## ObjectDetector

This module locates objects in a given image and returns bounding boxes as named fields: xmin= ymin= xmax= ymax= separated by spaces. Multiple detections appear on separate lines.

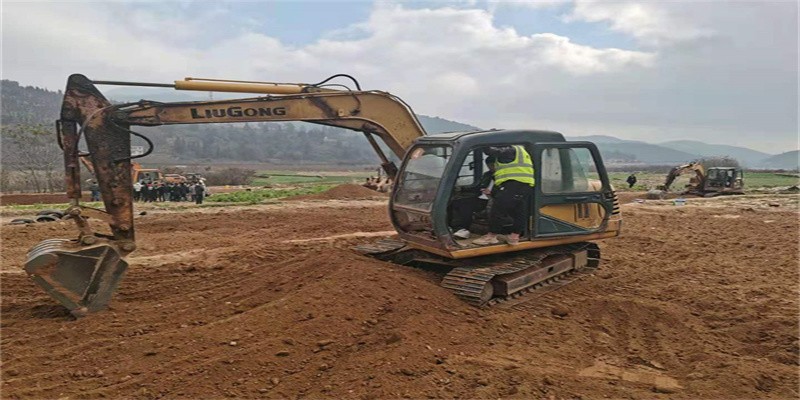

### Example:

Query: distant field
xmin=743 ymin=172 xmax=800 ymax=188
xmin=251 ymin=170 xmax=372 ymax=187
xmin=207 ymin=185 xmax=334 ymax=204
xmin=609 ymin=171 xmax=800 ymax=191
xmin=253 ymin=170 xmax=799 ymax=191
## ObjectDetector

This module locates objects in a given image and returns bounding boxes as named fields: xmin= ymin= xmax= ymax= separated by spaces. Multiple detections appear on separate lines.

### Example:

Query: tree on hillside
xmin=0 ymin=80 xmax=62 ymax=125
xmin=204 ymin=168 xmax=255 ymax=186
xmin=699 ymin=156 xmax=740 ymax=168
xmin=1 ymin=124 xmax=63 ymax=192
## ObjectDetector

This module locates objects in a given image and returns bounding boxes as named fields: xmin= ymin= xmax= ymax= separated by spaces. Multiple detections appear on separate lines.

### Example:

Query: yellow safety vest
xmin=494 ymin=145 xmax=535 ymax=187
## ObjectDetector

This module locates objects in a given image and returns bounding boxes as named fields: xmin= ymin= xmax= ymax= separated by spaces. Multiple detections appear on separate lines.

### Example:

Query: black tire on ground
xmin=37 ymin=209 xmax=65 ymax=219
xmin=9 ymin=218 xmax=35 ymax=225
xmin=35 ymin=215 xmax=59 ymax=223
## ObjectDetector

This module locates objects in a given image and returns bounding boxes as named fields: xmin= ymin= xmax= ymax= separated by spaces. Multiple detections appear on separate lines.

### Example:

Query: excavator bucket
xmin=24 ymin=239 xmax=128 ymax=317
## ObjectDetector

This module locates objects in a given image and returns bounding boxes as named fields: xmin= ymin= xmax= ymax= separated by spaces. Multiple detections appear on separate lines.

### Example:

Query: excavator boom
xmin=26 ymin=73 xmax=427 ymax=317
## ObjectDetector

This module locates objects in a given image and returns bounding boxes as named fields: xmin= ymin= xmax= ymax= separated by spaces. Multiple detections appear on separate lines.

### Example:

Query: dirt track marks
xmin=2 ymin=199 xmax=798 ymax=399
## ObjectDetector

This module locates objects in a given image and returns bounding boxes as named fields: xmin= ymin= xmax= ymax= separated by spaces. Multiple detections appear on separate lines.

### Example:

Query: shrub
xmin=204 ymin=168 xmax=256 ymax=186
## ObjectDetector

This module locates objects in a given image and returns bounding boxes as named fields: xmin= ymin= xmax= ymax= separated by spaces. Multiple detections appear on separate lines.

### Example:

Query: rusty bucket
xmin=25 ymin=239 xmax=128 ymax=317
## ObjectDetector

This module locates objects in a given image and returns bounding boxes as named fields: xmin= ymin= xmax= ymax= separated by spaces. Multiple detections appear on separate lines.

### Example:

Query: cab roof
xmin=417 ymin=129 xmax=566 ymax=147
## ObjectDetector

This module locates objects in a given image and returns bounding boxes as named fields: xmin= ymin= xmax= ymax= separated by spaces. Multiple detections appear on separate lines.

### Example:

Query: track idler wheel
xmin=25 ymin=239 xmax=128 ymax=317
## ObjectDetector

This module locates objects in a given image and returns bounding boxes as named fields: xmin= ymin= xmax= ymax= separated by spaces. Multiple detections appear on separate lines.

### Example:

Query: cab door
xmin=532 ymin=142 xmax=614 ymax=237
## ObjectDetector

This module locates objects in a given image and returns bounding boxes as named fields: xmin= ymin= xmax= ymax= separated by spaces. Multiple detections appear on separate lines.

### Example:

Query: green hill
xmin=0 ymin=80 xmax=62 ymax=124
xmin=598 ymin=142 xmax=697 ymax=164
xmin=568 ymin=135 xmax=698 ymax=164
xmin=418 ymin=115 xmax=478 ymax=133
xmin=1 ymin=78 xmax=790 ymax=168
xmin=757 ymin=151 xmax=799 ymax=170
xmin=0 ymin=79 xmax=477 ymax=166
xmin=660 ymin=140 xmax=771 ymax=167
xmin=566 ymin=135 xmax=628 ymax=143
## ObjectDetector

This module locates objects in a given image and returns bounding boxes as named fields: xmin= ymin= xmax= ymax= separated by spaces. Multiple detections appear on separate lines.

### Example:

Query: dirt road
xmin=1 ymin=194 xmax=797 ymax=399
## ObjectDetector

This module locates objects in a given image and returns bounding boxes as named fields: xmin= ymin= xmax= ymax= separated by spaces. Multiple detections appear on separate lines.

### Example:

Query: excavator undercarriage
xmin=356 ymin=239 xmax=600 ymax=306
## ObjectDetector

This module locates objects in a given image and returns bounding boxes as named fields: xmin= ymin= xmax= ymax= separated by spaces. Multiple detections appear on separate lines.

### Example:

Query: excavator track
xmin=356 ymin=240 xmax=600 ymax=307
xmin=441 ymin=242 xmax=600 ymax=306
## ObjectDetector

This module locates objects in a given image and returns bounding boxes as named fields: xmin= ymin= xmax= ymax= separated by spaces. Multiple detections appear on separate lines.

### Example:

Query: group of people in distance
xmin=133 ymin=180 xmax=207 ymax=204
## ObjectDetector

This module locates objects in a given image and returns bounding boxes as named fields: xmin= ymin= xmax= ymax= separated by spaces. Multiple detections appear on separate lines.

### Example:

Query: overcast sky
xmin=2 ymin=1 xmax=797 ymax=153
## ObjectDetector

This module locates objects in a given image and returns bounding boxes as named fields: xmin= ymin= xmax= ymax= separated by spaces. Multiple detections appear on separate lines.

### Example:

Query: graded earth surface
xmin=2 ymin=190 xmax=798 ymax=399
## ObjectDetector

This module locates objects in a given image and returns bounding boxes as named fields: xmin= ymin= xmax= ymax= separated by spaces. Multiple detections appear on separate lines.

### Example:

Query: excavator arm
xmin=26 ymin=73 xmax=427 ymax=316
xmin=658 ymin=162 xmax=706 ymax=191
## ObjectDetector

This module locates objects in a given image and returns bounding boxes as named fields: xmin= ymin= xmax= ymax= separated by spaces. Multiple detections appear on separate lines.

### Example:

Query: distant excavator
xmin=24 ymin=73 xmax=621 ymax=317
xmin=79 ymin=156 xmax=165 ymax=184
xmin=362 ymin=167 xmax=394 ymax=192
xmin=647 ymin=161 xmax=744 ymax=199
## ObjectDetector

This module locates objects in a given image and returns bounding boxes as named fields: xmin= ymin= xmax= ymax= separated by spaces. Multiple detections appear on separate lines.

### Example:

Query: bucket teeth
xmin=25 ymin=239 xmax=128 ymax=317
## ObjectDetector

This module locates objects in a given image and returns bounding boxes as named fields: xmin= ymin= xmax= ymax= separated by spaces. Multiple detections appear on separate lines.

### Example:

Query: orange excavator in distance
xmin=79 ymin=156 xmax=164 ymax=184
xmin=25 ymin=74 xmax=622 ymax=317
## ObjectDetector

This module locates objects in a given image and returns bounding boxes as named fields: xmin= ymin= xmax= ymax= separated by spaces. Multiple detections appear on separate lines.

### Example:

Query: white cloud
xmin=528 ymin=33 xmax=654 ymax=74
xmin=488 ymin=0 xmax=571 ymax=12
xmin=565 ymin=0 xmax=715 ymax=46
xmin=1 ymin=1 xmax=796 ymax=152
xmin=1 ymin=3 xmax=651 ymax=87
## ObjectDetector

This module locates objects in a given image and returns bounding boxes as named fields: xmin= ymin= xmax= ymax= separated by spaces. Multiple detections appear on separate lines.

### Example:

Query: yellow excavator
xmin=25 ymin=74 xmax=622 ymax=317
xmin=79 ymin=156 xmax=163 ymax=184
xmin=647 ymin=161 xmax=744 ymax=199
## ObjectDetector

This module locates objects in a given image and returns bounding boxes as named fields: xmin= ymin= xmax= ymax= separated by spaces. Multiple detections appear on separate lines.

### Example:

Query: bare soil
xmin=1 ymin=194 xmax=798 ymax=399
xmin=0 ymin=193 xmax=84 ymax=206
xmin=287 ymin=184 xmax=387 ymax=201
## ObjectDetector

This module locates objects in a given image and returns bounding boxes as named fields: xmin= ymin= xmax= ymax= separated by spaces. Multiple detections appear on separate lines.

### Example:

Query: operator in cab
xmin=450 ymin=156 xmax=496 ymax=239
xmin=473 ymin=145 xmax=535 ymax=246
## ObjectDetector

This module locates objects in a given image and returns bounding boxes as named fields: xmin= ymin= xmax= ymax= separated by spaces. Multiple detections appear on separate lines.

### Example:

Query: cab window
xmin=455 ymin=150 xmax=480 ymax=187
xmin=394 ymin=146 xmax=451 ymax=211
xmin=540 ymin=147 xmax=601 ymax=193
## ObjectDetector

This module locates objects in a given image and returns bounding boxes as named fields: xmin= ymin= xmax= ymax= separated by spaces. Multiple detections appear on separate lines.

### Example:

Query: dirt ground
xmin=1 ymin=190 xmax=798 ymax=399
xmin=0 ymin=193 xmax=82 ymax=206
xmin=288 ymin=184 xmax=387 ymax=201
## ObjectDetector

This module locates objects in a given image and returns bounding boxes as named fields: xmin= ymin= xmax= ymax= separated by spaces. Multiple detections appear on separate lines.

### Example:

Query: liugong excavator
xmin=25 ymin=74 xmax=621 ymax=317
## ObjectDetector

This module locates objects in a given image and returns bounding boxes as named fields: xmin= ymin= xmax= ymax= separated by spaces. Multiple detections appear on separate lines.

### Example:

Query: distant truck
xmin=162 ymin=174 xmax=187 ymax=184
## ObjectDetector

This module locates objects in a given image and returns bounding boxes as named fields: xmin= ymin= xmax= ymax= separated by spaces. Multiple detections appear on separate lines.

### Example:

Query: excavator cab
xmin=389 ymin=130 xmax=620 ymax=257
xmin=705 ymin=167 xmax=744 ymax=191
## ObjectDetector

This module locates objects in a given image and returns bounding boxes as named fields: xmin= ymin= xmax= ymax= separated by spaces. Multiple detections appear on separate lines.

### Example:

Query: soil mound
xmin=2 ymin=199 xmax=798 ymax=399
xmin=288 ymin=184 xmax=387 ymax=201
